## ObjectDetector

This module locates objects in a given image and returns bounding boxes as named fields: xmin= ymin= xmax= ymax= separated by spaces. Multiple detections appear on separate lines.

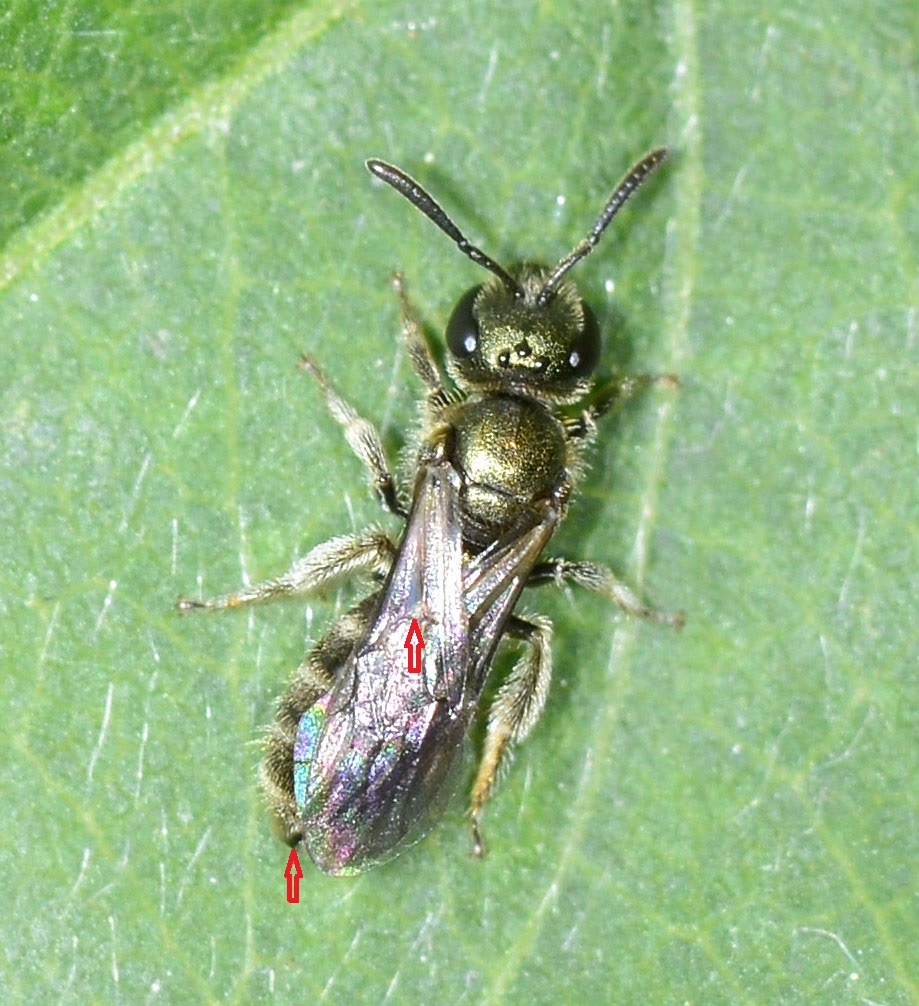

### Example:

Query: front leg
xmin=392 ymin=274 xmax=457 ymax=410
xmin=299 ymin=356 xmax=405 ymax=517
xmin=565 ymin=372 xmax=678 ymax=441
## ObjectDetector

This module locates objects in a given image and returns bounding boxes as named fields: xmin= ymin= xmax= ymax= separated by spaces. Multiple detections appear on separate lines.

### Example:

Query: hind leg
xmin=261 ymin=593 xmax=380 ymax=844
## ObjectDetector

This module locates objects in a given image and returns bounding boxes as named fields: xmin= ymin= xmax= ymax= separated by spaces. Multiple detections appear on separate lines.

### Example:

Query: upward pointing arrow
xmin=404 ymin=619 xmax=425 ymax=674
xmin=285 ymin=848 xmax=303 ymax=903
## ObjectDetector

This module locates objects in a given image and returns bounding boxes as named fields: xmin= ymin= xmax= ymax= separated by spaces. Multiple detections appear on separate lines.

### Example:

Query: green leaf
xmin=1 ymin=1 xmax=915 ymax=1004
xmin=0 ymin=0 xmax=308 ymax=248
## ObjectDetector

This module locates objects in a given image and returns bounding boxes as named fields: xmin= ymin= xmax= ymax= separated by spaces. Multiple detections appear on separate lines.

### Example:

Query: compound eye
xmin=445 ymin=286 xmax=482 ymax=359
xmin=566 ymin=301 xmax=601 ymax=378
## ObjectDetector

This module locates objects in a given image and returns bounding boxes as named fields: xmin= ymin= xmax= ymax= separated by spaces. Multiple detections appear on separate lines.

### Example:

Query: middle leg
xmin=177 ymin=529 xmax=396 ymax=612
xmin=528 ymin=557 xmax=684 ymax=627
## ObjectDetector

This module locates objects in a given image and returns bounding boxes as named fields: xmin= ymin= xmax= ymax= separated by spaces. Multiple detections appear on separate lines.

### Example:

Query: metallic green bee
xmin=179 ymin=149 xmax=681 ymax=875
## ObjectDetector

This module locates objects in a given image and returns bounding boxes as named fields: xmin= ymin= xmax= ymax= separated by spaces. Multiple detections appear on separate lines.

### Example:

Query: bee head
xmin=366 ymin=149 xmax=667 ymax=403
xmin=444 ymin=268 xmax=600 ymax=401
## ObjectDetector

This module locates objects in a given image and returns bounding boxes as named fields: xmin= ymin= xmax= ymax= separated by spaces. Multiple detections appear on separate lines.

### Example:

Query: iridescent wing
xmin=293 ymin=456 xmax=558 ymax=874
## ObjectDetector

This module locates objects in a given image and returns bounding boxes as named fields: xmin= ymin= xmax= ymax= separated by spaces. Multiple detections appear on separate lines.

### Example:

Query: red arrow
xmin=285 ymin=848 xmax=303 ymax=903
xmin=404 ymin=619 xmax=425 ymax=674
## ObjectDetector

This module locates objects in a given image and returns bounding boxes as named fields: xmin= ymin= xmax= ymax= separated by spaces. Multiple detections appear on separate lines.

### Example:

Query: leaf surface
xmin=1 ymin=2 xmax=915 ymax=1003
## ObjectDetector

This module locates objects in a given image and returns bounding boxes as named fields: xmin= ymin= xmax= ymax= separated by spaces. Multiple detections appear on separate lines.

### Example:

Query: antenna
xmin=366 ymin=159 xmax=522 ymax=296
xmin=536 ymin=147 xmax=668 ymax=306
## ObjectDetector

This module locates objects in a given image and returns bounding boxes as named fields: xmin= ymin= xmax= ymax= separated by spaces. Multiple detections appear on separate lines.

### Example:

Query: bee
xmin=178 ymin=149 xmax=682 ymax=875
